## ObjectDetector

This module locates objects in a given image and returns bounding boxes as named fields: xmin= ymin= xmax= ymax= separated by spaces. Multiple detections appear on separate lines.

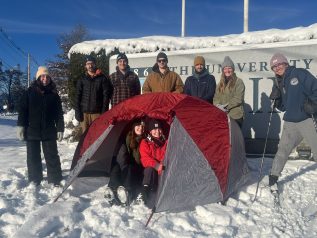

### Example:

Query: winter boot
xmin=269 ymin=175 xmax=278 ymax=187
xmin=135 ymin=185 xmax=149 ymax=205
xmin=117 ymin=186 xmax=129 ymax=206
xmin=104 ymin=187 xmax=119 ymax=206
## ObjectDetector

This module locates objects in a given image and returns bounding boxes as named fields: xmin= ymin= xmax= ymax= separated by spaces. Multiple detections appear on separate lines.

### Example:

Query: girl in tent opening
xmin=104 ymin=119 xmax=145 ymax=206
xmin=137 ymin=118 xmax=168 ymax=205
xmin=213 ymin=56 xmax=245 ymax=128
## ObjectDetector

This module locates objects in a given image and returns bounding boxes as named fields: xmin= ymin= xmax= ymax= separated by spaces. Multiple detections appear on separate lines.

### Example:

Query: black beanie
xmin=156 ymin=52 xmax=168 ymax=63
xmin=116 ymin=53 xmax=128 ymax=64
xmin=147 ymin=119 xmax=162 ymax=132
xmin=86 ymin=55 xmax=96 ymax=63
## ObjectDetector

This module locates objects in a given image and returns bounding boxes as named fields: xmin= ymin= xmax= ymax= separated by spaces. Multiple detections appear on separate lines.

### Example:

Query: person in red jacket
xmin=138 ymin=118 xmax=167 ymax=204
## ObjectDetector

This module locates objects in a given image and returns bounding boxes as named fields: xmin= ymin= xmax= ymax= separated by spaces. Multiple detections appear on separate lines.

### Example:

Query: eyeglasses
xmin=157 ymin=59 xmax=167 ymax=63
xmin=271 ymin=63 xmax=285 ymax=71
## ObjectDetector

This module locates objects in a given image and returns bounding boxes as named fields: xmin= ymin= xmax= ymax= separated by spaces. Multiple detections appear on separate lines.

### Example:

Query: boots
xmin=269 ymin=175 xmax=278 ymax=186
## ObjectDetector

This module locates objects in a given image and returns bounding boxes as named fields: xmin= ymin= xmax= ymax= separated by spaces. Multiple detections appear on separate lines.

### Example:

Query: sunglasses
xmin=157 ymin=59 xmax=167 ymax=63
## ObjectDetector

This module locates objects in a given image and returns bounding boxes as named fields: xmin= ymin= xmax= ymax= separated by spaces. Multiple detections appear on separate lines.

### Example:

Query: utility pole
xmin=244 ymin=0 xmax=249 ymax=33
xmin=181 ymin=0 xmax=186 ymax=37
xmin=28 ymin=53 xmax=30 ymax=87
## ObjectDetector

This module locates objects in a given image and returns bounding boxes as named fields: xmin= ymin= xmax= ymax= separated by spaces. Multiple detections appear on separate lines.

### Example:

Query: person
xmin=104 ymin=119 xmax=145 ymax=205
xmin=110 ymin=53 xmax=141 ymax=107
xmin=213 ymin=56 xmax=245 ymax=128
xmin=184 ymin=56 xmax=216 ymax=102
xmin=142 ymin=52 xmax=184 ymax=93
xmin=268 ymin=53 xmax=317 ymax=187
xmin=75 ymin=56 xmax=113 ymax=133
xmin=138 ymin=119 xmax=168 ymax=204
xmin=17 ymin=66 xmax=64 ymax=186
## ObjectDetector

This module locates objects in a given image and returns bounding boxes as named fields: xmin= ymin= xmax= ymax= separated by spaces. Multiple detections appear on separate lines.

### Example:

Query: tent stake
xmin=145 ymin=207 xmax=156 ymax=228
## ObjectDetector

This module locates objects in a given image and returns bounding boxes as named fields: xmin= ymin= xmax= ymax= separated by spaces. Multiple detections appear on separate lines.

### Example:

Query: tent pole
xmin=252 ymin=99 xmax=275 ymax=203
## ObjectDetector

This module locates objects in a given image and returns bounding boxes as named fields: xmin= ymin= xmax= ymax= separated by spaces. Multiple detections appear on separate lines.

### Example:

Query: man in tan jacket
xmin=142 ymin=52 xmax=184 ymax=93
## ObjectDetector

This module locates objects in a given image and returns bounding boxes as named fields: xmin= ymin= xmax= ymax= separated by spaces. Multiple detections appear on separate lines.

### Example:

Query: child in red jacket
xmin=138 ymin=118 xmax=167 ymax=204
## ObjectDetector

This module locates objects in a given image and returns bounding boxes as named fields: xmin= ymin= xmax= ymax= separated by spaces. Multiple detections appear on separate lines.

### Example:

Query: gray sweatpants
xmin=271 ymin=118 xmax=317 ymax=177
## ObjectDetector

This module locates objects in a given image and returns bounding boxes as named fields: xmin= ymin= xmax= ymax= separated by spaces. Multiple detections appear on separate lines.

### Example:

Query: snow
xmin=69 ymin=23 xmax=317 ymax=56
xmin=1 ymin=114 xmax=317 ymax=238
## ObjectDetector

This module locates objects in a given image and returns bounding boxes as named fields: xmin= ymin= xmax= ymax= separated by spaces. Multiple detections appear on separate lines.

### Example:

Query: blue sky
xmin=1 ymin=0 xmax=317 ymax=75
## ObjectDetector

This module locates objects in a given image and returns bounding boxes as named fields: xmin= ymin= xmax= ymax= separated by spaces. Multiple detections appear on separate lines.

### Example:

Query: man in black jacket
xmin=75 ymin=56 xmax=113 ymax=133
xmin=17 ymin=66 xmax=64 ymax=185
xmin=184 ymin=56 xmax=216 ymax=103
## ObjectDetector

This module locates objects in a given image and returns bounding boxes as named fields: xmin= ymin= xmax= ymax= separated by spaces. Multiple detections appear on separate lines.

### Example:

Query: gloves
xmin=304 ymin=98 xmax=317 ymax=115
xmin=269 ymin=86 xmax=281 ymax=100
xmin=17 ymin=126 xmax=25 ymax=141
xmin=57 ymin=132 xmax=63 ymax=142
xmin=75 ymin=111 xmax=83 ymax=122
xmin=215 ymin=104 xmax=228 ymax=112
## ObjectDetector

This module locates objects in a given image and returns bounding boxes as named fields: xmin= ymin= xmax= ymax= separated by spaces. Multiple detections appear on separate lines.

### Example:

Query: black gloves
xmin=75 ymin=111 xmax=84 ymax=122
xmin=304 ymin=98 xmax=317 ymax=115
xmin=269 ymin=86 xmax=281 ymax=100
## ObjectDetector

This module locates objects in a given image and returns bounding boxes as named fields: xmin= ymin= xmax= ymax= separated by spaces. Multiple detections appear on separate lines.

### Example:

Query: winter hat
xmin=270 ymin=53 xmax=288 ymax=69
xmin=221 ymin=56 xmax=235 ymax=71
xmin=132 ymin=118 xmax=145 ymax=128
xmin=86 ymin=55 xmax=96 ymax=63
xmin=36 ymin=66 xmax=50 ymax=80
xmin=194 ymin=56 xmax=205 ymax=66
xmin=147 ymin=119 xmax=162 ymax=132
xmin=156 ymin=52 xmax=168 ymax=62
xmin=116 ymin=53 xmax=129 ymax=64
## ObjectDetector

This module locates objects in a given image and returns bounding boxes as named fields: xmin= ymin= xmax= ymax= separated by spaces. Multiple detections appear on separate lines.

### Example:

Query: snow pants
xmin=26 ymin=140 xmax=62 ymax=185
xmin=271 ymin=118 xmax=317 ymax=177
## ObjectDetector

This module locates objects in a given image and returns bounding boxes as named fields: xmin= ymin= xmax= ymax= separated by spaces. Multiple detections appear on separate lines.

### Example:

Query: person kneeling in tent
xmin=138 ymin=119 xmax=168 ymax=204
xmin=104 ymin=119 xmax=145 ymax=205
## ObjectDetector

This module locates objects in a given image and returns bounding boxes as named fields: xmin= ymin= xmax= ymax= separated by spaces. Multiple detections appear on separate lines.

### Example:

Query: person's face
xmin=117 ymin=59 xmax=128 ymax=71
xmin=272 ymin=63 xmax=287 ymax=77
xmin=150 ymin=128 xmax=162 ymax=138
xmin=223 ymin=67 xmax=234 ymax=77
xmin=40 ymin=74 xmax=51 ymax=86
xmin=157 ymin=58 xmax=167 ymax=69
xmin=195 ymin=64 xmax=204 ymax=73
xmin=134 ymin=124 xmax=144 ymax=136
xmin=85 ymin=61 xmax=96 ymax=73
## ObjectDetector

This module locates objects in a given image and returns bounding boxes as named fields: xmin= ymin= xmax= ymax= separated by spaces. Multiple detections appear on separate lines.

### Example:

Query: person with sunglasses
xmin=268 ymin=53 xmax=317 ymax=188
xmin=142 ymin=52 xmax=184 ymax=93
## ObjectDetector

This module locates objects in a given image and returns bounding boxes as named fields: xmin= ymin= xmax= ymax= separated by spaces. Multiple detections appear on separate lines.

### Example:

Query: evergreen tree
xmin=46 ymin=24 xmax=90 ymax=110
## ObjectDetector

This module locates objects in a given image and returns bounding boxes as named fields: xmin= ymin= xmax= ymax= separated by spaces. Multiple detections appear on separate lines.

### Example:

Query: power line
xmin=0 ymin=27 xmax=39 ymax=66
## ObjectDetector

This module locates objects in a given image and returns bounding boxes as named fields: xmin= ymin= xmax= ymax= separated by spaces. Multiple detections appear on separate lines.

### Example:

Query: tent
xmin=55 ymin=92 xmax=248 ymax=213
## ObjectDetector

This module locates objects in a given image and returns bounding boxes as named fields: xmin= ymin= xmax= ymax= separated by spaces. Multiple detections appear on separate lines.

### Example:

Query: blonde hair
xmin=217 ymin=72 xmax=238 ymax=93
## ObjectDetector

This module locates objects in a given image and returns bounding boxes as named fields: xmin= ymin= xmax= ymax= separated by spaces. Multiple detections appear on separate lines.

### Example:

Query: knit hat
xmin=36 ymin=66 xmax=50 ymax=80
xmin=270 ymin=53 xmax=288 ymax=68
xmin=147 ymin=119 xmax=162 ymax=132
xmin=221 ymin=56 xmax=235 ymax=71
xmin=116 ymin=53 xmax=128 ymax=64
xmin=194 ymin=56 xmax=205 ymax=66
xmin=86 ymin=55 xmax=96 ymax=63
xmin=132 ymin=118 xmax=145 ymax=128
xmin=156 ymin=52 xmax=168 ymax=63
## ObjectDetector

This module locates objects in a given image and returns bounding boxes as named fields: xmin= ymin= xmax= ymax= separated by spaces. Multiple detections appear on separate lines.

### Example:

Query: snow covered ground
xmin=0 ymin=114 xmax=317 ymax=238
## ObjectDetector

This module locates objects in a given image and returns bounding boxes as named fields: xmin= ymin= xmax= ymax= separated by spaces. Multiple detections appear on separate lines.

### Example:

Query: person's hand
xmin=215 ymin=104 xmax=228 ymax=112
xmin=75 ymin=111 xmax=83 ymax=122
xmin=304 ymin=98 xmax=317 ymax=115
xmin=57 ymin=132 xmax=63 ymax=142
xmin=157 ymin=163 xmax=164 ymax=175
xmin=17 ymin=126 xmax=25 ymax=141
xmin=269 ymin=86 xmax=281 ymax=100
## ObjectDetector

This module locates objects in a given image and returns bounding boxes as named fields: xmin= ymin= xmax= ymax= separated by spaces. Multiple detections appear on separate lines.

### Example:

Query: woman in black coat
xmin=17 ymin=66 xmax=64 ymax=186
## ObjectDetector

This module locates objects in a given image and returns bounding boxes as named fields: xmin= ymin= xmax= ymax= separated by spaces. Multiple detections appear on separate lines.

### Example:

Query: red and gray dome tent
xmin=54 ymin=92 xmax=248 ymax=212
